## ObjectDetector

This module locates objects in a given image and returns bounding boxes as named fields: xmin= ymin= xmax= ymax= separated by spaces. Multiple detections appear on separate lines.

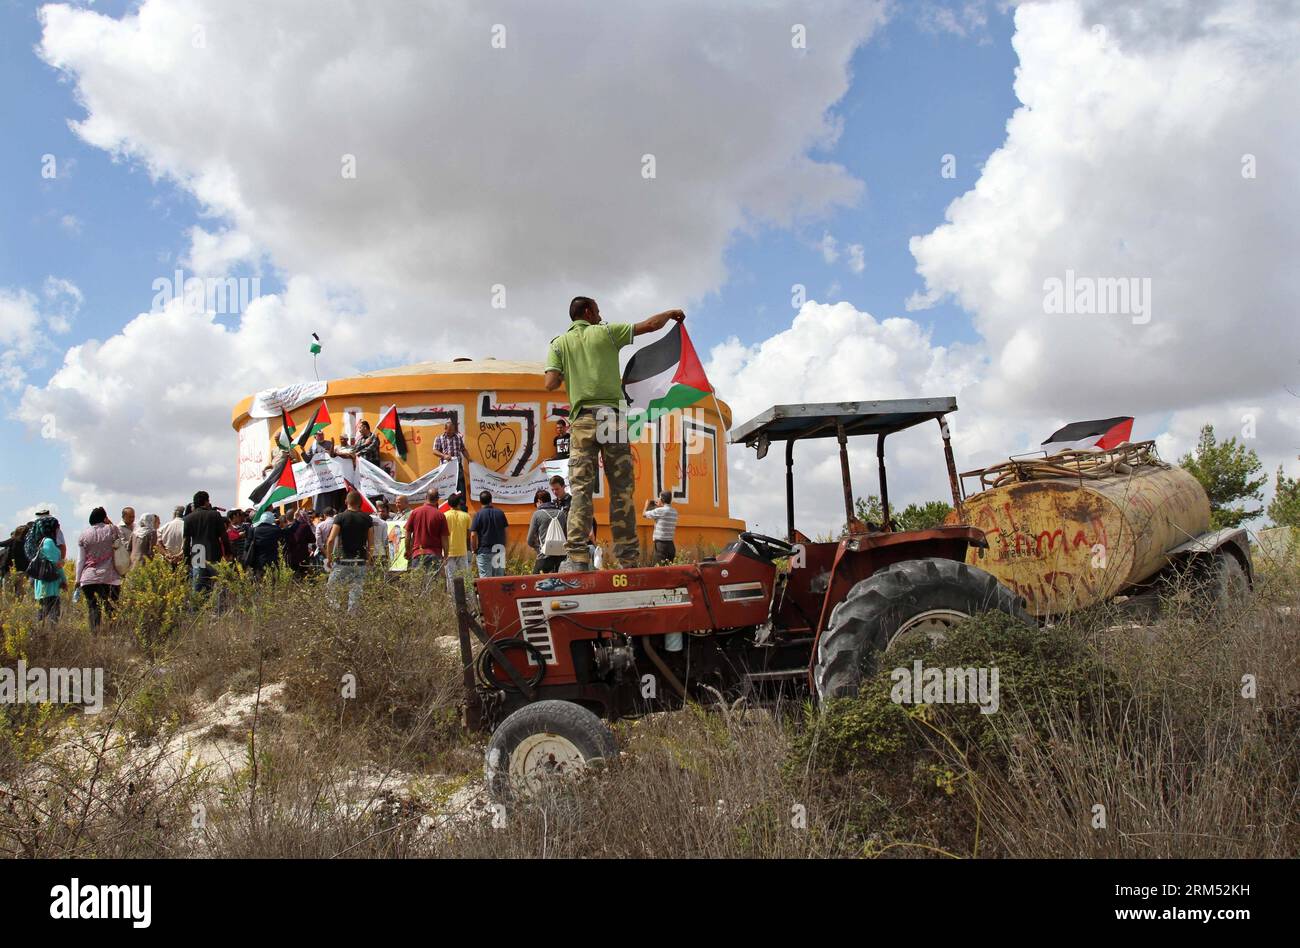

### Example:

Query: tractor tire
xmin=485 ymin=700 xmax=618 ymax=804
xmin=814 ymin=557 xmax=1032 ymax=701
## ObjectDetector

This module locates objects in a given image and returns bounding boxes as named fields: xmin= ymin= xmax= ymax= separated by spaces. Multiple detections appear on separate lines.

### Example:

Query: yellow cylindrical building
xmin=231 ymin=358 xmax=745 ymax=552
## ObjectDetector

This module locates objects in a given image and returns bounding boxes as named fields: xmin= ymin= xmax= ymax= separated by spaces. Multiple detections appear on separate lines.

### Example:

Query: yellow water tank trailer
xmin=961 ymin=444 xmax=1214 ymax=616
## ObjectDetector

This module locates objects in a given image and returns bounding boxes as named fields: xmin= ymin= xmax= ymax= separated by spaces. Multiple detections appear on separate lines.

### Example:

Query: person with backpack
xmin=28 ymin=508 xmax=68 ymax=562
xmin=28 ymin=519 xmax=66 ymax=623
xmin=77 ymin=507 xmax=123 ymax=630
xmin=526 ymin=488 xmax=569 ymax=574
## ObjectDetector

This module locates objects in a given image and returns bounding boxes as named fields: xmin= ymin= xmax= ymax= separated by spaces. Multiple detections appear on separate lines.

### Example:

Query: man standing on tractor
xmin=544 ymin=296 xmax=684 ymax=572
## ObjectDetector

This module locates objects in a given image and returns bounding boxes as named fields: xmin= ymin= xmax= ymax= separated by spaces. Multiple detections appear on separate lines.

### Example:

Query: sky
xmin=2 ymin=0 xmax=1299 ymax=541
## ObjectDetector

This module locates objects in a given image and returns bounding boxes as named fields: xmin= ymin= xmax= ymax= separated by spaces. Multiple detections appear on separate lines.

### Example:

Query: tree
xmin=1267 ymin=465 xmax=1300 ymax=528
xmin=852 ymin=495 xmax=953 ymax=532
xmin=1178 ymin=424 xmax=1265 ymax=529
xmin=853 ymin=495 xmax=883 ymax=527
xmin=894 ymin=500 xmax=954 ymax=532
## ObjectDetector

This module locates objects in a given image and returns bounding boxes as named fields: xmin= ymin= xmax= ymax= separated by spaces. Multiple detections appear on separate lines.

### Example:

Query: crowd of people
xmin=0 ymin=469 xmax=678 ymax=626
xmin=2 ymin=293 xmax=693 ymax=631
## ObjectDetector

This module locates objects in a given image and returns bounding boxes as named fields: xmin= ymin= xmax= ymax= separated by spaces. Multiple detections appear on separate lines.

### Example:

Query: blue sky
xmin=699 ymin=15 xmax=1018 ymax=352
xmin=2 ymin=0 xmax=1019 ymax=527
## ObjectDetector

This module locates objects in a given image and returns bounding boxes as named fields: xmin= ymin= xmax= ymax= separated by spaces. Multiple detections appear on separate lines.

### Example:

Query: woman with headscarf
xmin=246 ymin=509 xmax=288 ymax=575
xmin=130 ymin=512 xmax=160 ymax=567
xmin=28 ymin=516 xmax=66 ymax=623
xmin=283 ymin=507 xmax=315 ymax=575
xmin=77 ymin=506 xmax=123 ymax=630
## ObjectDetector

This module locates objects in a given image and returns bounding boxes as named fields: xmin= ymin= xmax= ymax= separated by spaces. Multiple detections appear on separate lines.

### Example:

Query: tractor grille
xmin=516 ymin=599 xmax=555 ymax=665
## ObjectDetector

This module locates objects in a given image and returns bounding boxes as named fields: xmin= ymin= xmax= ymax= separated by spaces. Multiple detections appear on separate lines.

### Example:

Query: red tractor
xmin=454 ymin=398 xmax=1029 ymax=798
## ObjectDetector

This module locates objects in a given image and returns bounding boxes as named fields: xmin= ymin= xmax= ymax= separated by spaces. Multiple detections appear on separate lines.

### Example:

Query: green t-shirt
xmin=545 ymin=320 xmax=634 ymax=417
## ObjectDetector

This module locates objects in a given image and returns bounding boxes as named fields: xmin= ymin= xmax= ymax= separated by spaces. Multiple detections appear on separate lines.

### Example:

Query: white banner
xmin=356 ymin=456 xmax=459 ymax=501
xmin=248 ymin=381 xmax=328 ymax=419
xmin=292 ymin=455 xmax=351 ymax=499
xmin=236 ymin=418 xmax=271 ymax=507
xmin=467 ymin=459 xmax=570 ymax=505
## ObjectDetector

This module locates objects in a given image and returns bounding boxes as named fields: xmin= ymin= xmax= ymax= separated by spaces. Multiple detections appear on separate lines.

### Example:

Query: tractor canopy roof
xmin=731 ymin=398 xmax=957 ymax=457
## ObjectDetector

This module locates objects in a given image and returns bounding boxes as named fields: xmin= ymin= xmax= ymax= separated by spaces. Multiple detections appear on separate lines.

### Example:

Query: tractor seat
xmin=726 ymin=531 xmax=798 ymax=564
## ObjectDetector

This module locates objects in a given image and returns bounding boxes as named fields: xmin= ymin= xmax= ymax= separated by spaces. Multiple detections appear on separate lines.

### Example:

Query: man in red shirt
xmin=404 ymin=490 xmax=449 ymax=583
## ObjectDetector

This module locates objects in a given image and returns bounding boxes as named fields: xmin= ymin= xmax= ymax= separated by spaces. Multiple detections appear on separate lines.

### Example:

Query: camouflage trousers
xmin=566 ymin=408 xmax=639 ymax=567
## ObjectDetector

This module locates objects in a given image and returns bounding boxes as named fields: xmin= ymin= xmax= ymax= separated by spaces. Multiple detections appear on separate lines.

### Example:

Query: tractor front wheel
xmin=814 ymin=557 xmax=1032 ymax=701
xmin=485 ymin=700 xmax=619 ymax=803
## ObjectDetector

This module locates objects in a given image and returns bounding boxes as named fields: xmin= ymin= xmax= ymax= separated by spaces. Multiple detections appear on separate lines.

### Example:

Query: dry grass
xmin=1 ymin=551 xmax=1296 ymax=858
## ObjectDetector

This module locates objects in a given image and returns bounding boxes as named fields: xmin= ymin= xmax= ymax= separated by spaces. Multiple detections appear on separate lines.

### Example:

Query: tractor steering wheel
xmin=738 ymin=531 xmax=798 ymax=561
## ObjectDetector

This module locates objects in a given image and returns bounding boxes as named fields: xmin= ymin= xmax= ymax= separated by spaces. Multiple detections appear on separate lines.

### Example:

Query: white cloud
xmin=718 ymin=0 xmax=1300 ymax=536
xmin=0 ymin=279 xmax=80 ymax=389
xmin=820 ymin=232 xmax=840 ymax=264
xmin=708 ymin=300 xmax=985 ymax=538
xmin=819 ymin=232 xmax=865 ymax=275
xmin=23 ymin=0 xmax=1300 ymax=536
xmin=0 ymin=290 xmax=41 ymax=351
xmin=183 ymin=226 xmax=257 ymax=277
xmin=916 ymin=2 xmax=993 ymax=40
xmin=26 ymin=0 xmax=888 ymax=506
xmin=15 ymin=278 xmax=369 ymax=516
xmin=845 ymin=243 xmax=865 ymax=274
xmin=909 ymin=0 xmax=1300 ymax=424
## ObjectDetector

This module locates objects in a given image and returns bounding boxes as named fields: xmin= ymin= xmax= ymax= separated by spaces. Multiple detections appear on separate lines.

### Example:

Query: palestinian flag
xmin=622 ymin=322 xmax=712 ymax=438
xmin=250 ymin=454 xmax=298 ymax=516
xmin=1041 ymin=417 xmax=1134 ymax=454
xmin=341 ymin=477 xmax=376 ymax=513
xmin=376 ymin=405 xmax=408 ymax=460
xmin=275 ymin=408 xmax=297 ymax=450
xmin=295 ymin=399 xmax=331 ymax=449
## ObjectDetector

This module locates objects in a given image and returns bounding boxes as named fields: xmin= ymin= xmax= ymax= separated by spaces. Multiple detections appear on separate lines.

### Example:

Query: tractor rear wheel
xmin=814 ymin=557 xmax=1032 ymax=701
xmin=485 ymin=700 xmax=619 ymax=803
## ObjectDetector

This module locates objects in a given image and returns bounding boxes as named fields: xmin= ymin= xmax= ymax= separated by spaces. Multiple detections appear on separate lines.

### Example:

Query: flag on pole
xmin=1041 ymin=417 xmax=1134 ymax=454
xmin=295 ymin=400 xmax=332 ymax=450
xmin=376 ymin=405 xmax=408 ymax=460
xmin=621 ymin=322 xmax=713 ymax=439
xmin=341 ymin=477 xmax=376 ymax=513
xmin=309 ymin=332 xmax=322 ymax=355
xmin=275 ymin=408 xmax=297 ymax=450
xmin=250 ymin=454 xmax=298 ymax=516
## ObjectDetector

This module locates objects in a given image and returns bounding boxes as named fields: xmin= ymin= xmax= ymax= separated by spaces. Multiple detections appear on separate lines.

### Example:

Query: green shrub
xmin=117 ymin=556 xmax=189 ymax=654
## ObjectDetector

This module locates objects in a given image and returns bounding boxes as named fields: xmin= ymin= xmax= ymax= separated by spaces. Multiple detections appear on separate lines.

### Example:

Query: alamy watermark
xmin=592 ymin=405 xmax=714 ymax=453
xmin=890 ymin=660 xmax=999 ymax=715
xmin=1043 ymin=269 xmax=1151 ymax=325
xmin=151 ymin=268 xmax=261 ymax=316
xmin=50 ymin=878 xmax=151 ymax=928
xmin=1 ymin=660 xmax=104 ymax=714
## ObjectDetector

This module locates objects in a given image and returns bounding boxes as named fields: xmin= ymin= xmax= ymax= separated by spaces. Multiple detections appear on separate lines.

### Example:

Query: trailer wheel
xmin=814 ymin=557 xmax=1032 ymax=701
xmin=485 ymin=700 xmax=618 ymax=803
xmin=1201 ymin=551 xmax=1250 ymax=611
